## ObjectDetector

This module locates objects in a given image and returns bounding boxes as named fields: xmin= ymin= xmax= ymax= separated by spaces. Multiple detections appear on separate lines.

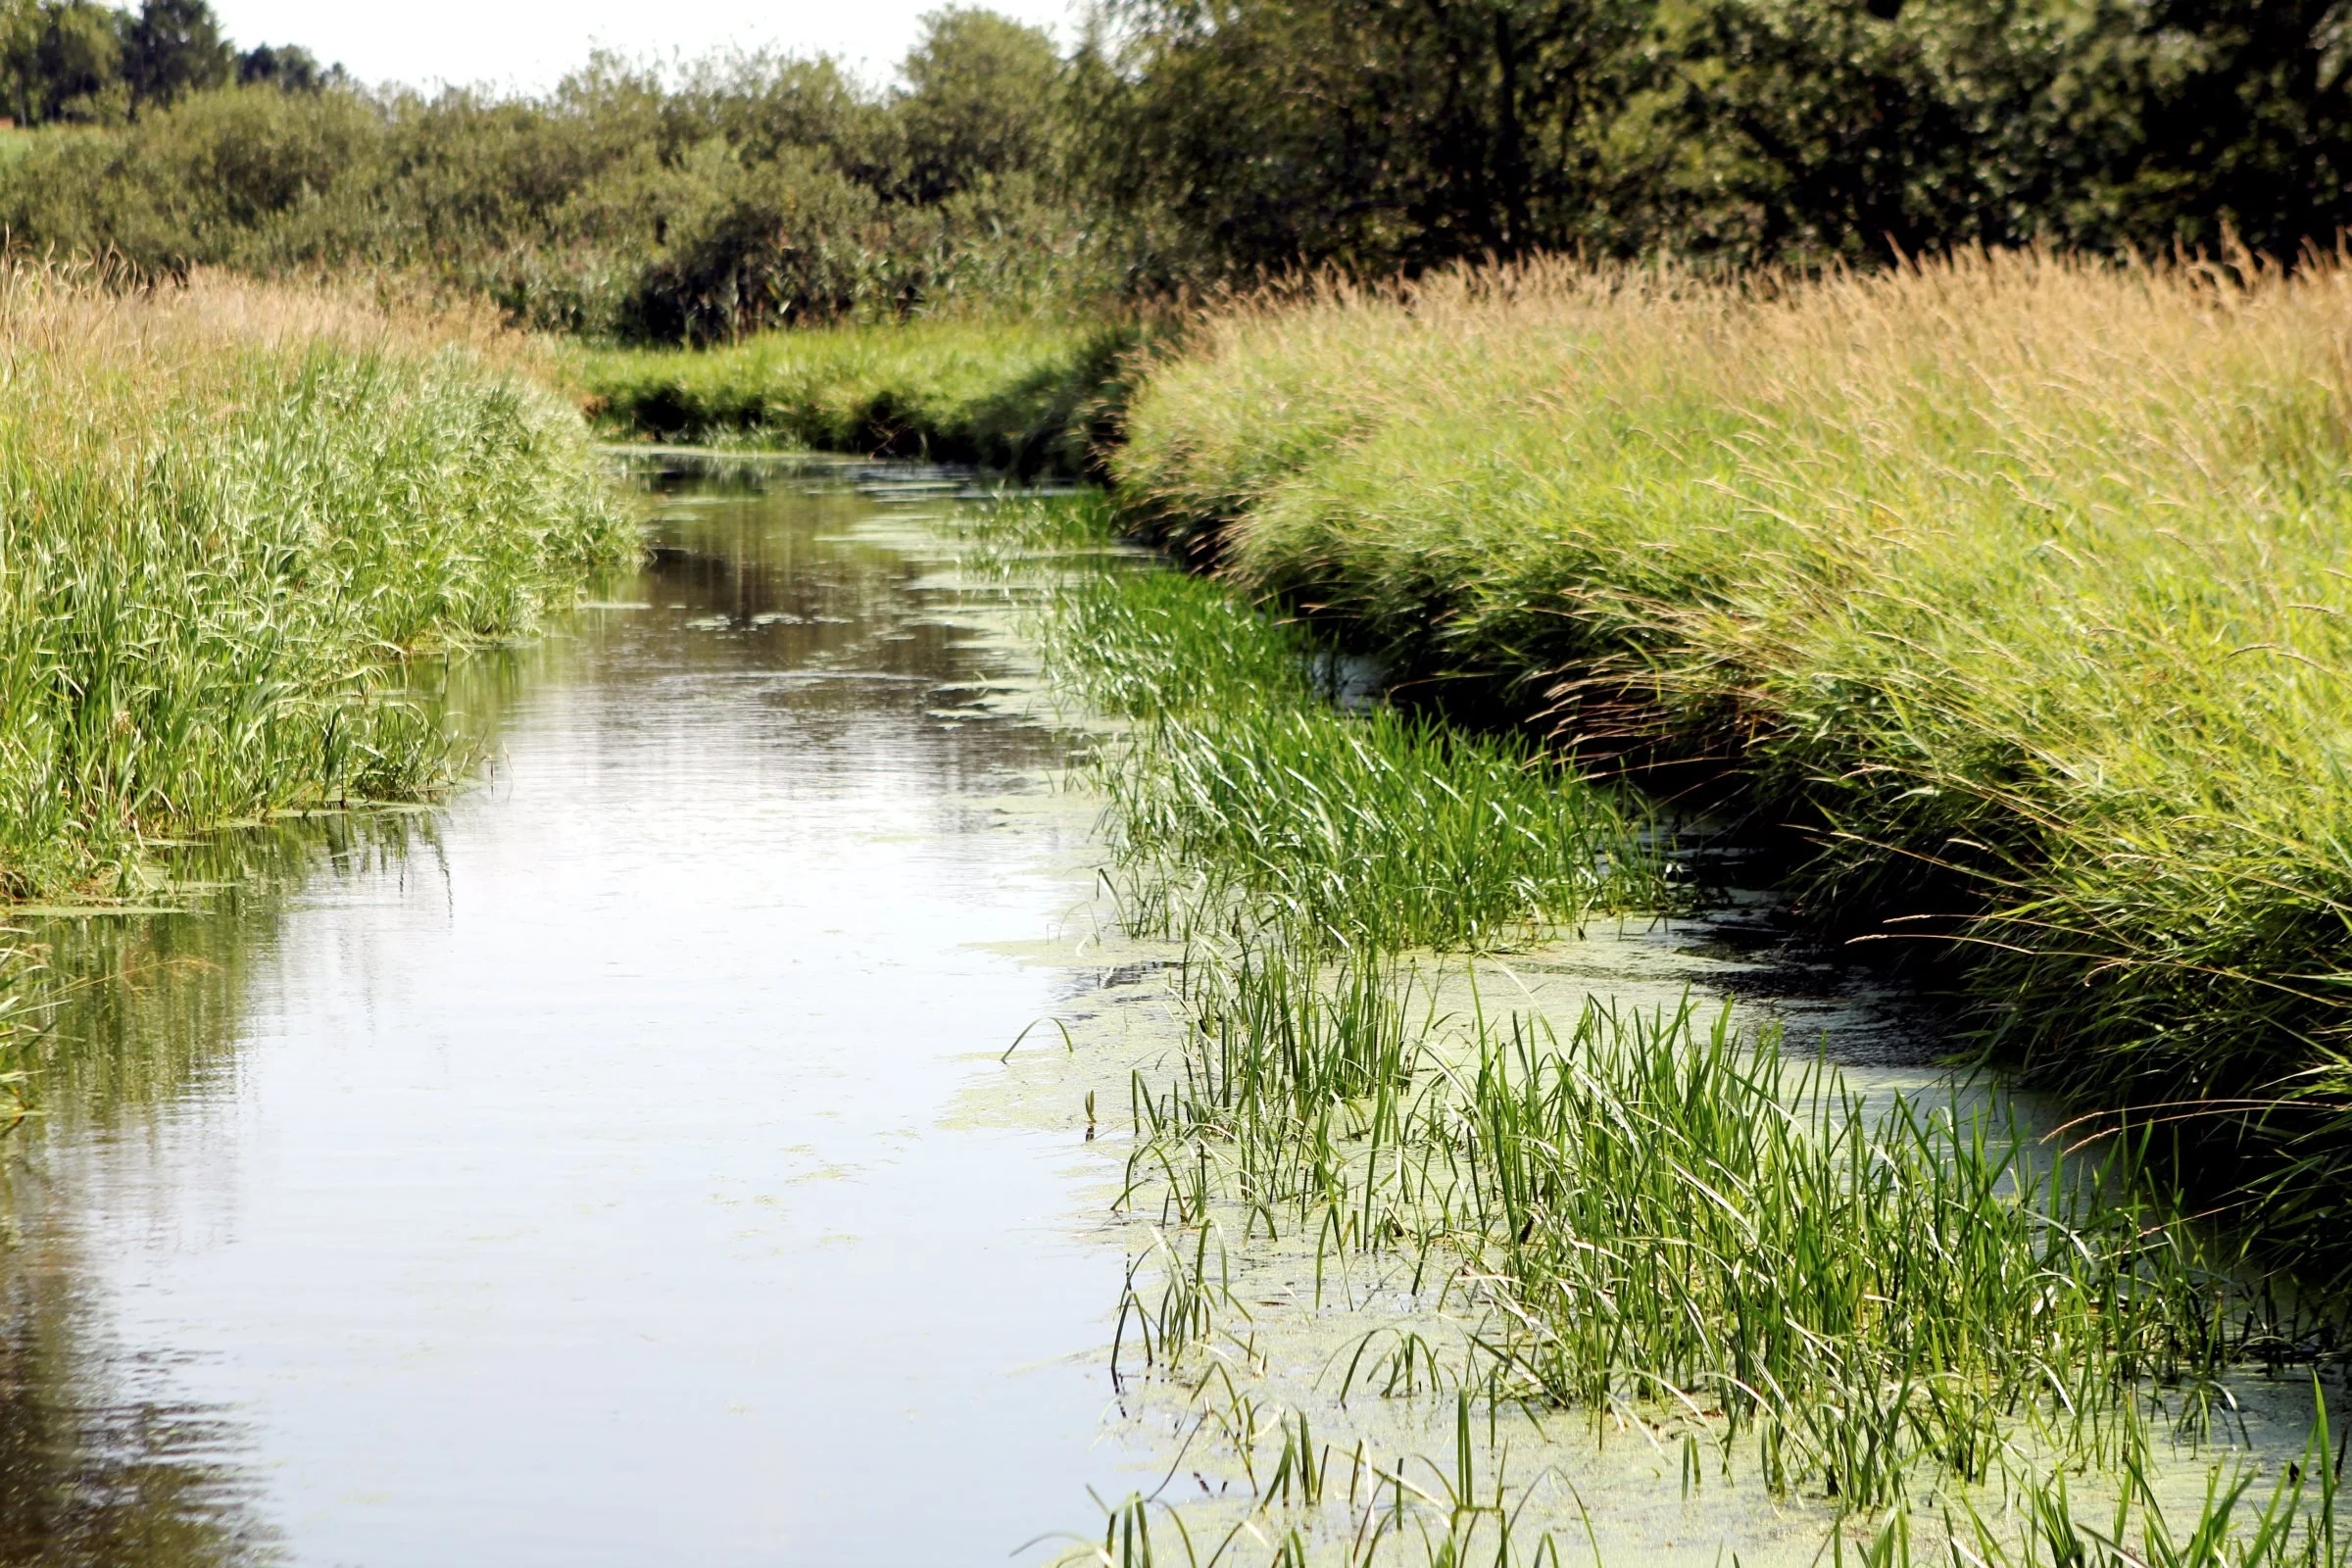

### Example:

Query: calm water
xmin=0 ymin=459 xmax=1137 ymax=1567
xmin=2 ymin=459 xmax=2324 ymax=1568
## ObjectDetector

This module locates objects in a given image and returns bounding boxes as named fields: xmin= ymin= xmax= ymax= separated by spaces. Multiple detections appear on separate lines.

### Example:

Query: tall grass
xmin=1022 ymin=538 xmax=1665 ymax=947
xmin=0 ymin=265 xmax=633 ymax=898
xmin=1113 ymin=249 xmax=2352 ymax=1283
xmin=575 ymin=317 xmax=1141 ymax=472
xmin=1129 ymin=956 xmax=2301 ymax=1508
xmin=1002 ymin=484 xmax=2344 ymax=1558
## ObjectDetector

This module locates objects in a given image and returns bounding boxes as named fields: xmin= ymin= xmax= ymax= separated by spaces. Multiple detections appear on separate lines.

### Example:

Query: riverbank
xmin=979 ymin=492 xmax=2343 ymax=1564
xmin=0 ymin=267 xmax=634 ymax=901
xmin=1109 ymin=250 xmax=2352 ymax=1285
xmin=574 ymin=317 xmax=1141 ymax=475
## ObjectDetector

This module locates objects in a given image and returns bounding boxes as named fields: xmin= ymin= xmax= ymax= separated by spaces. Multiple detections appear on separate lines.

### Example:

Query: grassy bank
xmin=1111 ymin=251 xmax=2352 ymax=1282
xmin=991 ymin=507 xmax=2340 ymax=1563
xmin=575 ymin=317 xmax=1139 ymax=474
xmin=0 ymin=266 xmax=633 ymax=900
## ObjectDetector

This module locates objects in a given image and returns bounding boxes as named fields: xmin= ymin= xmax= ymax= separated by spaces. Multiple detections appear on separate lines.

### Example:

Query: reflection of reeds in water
xmin=0 ymin=626 xmax=544 ymax=1567
xmin=0 ymin=1206 xmax=273 ymax=1568
xmin=9 ymin=810 xmax=446 ymax=1127
xmin=0 ymin=897 xmax=294 ymax=1568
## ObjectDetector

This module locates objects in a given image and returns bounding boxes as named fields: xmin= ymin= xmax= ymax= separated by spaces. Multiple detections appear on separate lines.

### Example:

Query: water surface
xmin=1 ymin=458 xmax=2324 ymax=1568
xmin=1 ymin=458 xmax=1139 ymax=1567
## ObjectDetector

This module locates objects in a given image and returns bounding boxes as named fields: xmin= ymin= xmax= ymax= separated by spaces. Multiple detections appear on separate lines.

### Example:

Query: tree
xmin=119 ymin=0 xmax=230 ymax=110
xmin=2111 ymin=0 xmax=2352 ymax=254
xmin=1075 ymin=0 xmax=1663 ymax=277
xmin=26 ymin=0 xmax=125 ymax=122
xmin=237 ymin=41 xmax=330 ymax=93
xmin=892 ymin=7 xmax=1062 ymax=202
xmin=1659 ymin=0 xmax=2136 ymax=262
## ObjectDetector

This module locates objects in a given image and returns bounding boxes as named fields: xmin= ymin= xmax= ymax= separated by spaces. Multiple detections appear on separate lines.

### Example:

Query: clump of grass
xmin=1113 ymin=248 xmax=2352 ymax=1282
xmin=574 ymin=316 xmax=1142 ymax=474
xmin=1041 ymin=568 xmax=1321 ymax=718
xmin=0 ymin=264 xmax=633 ymax=899
xmin=1126 ymin=939 xmax=2314 ymax=1512
xmin=1101 ymin=705 xmax=1659 ymax=949
xmin=1034 ymin=558 xmax=1663 ymax=948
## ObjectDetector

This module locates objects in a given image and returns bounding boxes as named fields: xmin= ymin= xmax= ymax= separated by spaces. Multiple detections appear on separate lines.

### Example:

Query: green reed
xmin=1113 ymin=251 xmax=2352 ymax=1287
xmin=1120 ymin=932 xmax=2317 ymax=1510
xmin=0 ymin=268 xmax=633 ymax=898
xmin=576 ymin=316 xmax=1138 ymax=474
xmin=996 ymin=482 xmax=2341 ymax=1555
xmin=1032 ymin=556 xmax=1666 ymax=949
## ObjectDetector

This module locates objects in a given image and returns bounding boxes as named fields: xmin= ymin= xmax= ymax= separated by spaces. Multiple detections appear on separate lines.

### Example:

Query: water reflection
xmin=0 ymin=457 xmax=1134 ymax=1567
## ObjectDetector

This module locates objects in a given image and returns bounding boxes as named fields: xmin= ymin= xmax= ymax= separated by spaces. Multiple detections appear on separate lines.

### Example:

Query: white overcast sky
xmin=208 ymin=1 xmax=1081 ymax=94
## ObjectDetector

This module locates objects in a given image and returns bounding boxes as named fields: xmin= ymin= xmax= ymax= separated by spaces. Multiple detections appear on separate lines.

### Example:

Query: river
xmin=0 ymin=457 xmax=1148 ymax=1567
xmin=0 ymin=457 xmax=2325 ymax=1568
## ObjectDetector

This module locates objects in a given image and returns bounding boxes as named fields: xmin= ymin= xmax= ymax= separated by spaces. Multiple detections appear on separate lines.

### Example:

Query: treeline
xmin=0 ymin=6 xmax=1075 ymax=339
xmin=1081 ymin=0 xmax=2352 ymax=273
xmin=2 ymin=0 xmax=2346 ymax=339
xmin=1 ymin=0 xmax=327 ymax=124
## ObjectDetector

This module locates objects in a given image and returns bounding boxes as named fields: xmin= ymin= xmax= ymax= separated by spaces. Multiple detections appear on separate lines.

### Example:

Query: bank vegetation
xmin=0 ymin=264 xmax=631 ymax=899
xmin=1114 ymin=247 xmax=2352 ymax=1280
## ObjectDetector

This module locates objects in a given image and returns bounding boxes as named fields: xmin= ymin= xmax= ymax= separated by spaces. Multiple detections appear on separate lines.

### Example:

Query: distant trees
xmin=893 ymin=7 xmax=1064 ymax=202
xmin=1075 ymin=0 xmax=2352 ymax=270
xmin=1073 ymin=0 xmax=1659 ymax=274
xmin=0 ymin=6 xmax=1081 ymax=340
xmin=2 ymin=0 xmax=2349 ymax=334
xmin=118 ymin=0 xmax=228 ymax=106
xmin=234 ymin=43 xmax=327 ymax=92
xmin=0 ymin=0 xmax=315 ymax=123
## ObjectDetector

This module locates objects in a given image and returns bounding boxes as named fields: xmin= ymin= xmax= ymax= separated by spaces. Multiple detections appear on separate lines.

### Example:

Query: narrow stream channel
xmin=0 ymin=459 xmax=2328 ymax=1567
xmin=0 ymin=459 xmax=1147 ymax=1567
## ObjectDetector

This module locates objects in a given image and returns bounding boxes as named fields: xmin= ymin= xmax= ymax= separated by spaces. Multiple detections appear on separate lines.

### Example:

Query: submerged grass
xmin=1112 ymin=249 xmax=2352 ymax=1285
xmin=1132 ymin=956 xmax=2314 ymax=1509
xmin=0 ymin=265 xmax=633 ymax=899
xmin=575 ymin=316 xmax=1141 ymax=473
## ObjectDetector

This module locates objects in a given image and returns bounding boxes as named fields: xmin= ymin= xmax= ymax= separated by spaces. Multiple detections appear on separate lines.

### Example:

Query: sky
xmin=208 ymin=0 xmax=1081 ymax=94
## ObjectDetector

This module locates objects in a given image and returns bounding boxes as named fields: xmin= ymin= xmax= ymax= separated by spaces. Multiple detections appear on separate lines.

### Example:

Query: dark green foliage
xmin=1076 ymin=0 xmax=2352 ymax=273
xmin=1071 ymin=0 xmax=1663 ymax=274
xmin=117 ymin=0 xmax=228 ymax=109
xmin=892 ymin=7 xmax=1062 ymax=203
xmin=233 ymin=41 xmax=327 ymax=93
xmin=0 ymin=0 xmax=294 ymax=123
xmin=0 ymin=10 xmax=1091 ymax=340
xmin=2118 ymin=0 xmax=2352 ymax=256
xmin=8 ymin=0 xmax=2352 ymax=320
xmin=0 ymin=1 xmax=124 ymax=123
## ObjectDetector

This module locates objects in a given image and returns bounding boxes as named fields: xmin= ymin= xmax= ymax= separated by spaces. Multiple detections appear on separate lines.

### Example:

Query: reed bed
xmin=576 ymin=317 xmax=1139 ymax=473
xmin=1026 ymin=550 xmax=1666 ymax=948
xmin=0 ymin=265 xmax=632 ymax=898
xmin=1113 ymin=249 xmax=2352 ymax=1283
xmin=1127 ymin=953 xmax=2310 ymax=1511
xmin=1009 ymin=489 xmax=2346 ymax=1560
